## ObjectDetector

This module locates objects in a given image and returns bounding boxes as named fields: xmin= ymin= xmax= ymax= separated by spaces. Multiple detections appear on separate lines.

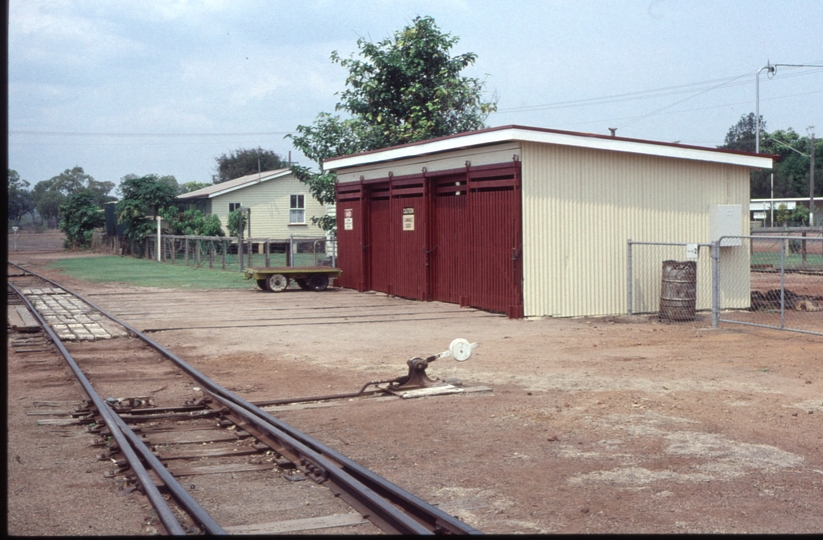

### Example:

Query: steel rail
xmin=8 ymin=262 xmax=482 ymax=535
xmin=7 ymin=280 xmax=193 ymax=535
xmin=208 ymin=391 xmax=431 ymax=534
xmin=105 ymin=410 xmax=226 ymax=534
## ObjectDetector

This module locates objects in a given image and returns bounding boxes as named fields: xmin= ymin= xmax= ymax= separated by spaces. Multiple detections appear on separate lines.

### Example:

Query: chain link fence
xmin=628 ymin=233 xmax=823 ymax=336
xmin=627 ymin=240 xmax=713 ymax=320
xmin=717 ymin=234 xmax=823 ymax=335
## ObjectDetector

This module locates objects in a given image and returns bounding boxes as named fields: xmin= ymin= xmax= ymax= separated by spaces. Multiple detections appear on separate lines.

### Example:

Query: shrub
xmin=59 ymin=191 xmax=105 ymax=249
xmin=227 ymin=209 xmax=247 ymax=237
xmin=161 ymin=206 xmax=224 ymax=237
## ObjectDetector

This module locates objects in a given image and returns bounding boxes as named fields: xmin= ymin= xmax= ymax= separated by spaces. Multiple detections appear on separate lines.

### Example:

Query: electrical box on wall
xmin=709 ymin=205 xmax=742 ymax=246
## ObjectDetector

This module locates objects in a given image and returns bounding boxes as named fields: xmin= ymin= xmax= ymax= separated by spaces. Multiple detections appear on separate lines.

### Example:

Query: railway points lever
xmin=388 ymin=338 xmax=479 ymax=391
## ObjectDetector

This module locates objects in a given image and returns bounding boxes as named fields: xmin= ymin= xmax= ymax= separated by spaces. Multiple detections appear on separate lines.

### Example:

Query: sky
xmin=8 ymin=0 xmax=823 ymax=194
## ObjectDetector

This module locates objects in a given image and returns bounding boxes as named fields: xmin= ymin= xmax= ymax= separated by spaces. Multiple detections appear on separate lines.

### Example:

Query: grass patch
xmin=47 ymin=256 xmax=252 ymax=289
xmin=751 ymin=252 xmax=823 ymax=268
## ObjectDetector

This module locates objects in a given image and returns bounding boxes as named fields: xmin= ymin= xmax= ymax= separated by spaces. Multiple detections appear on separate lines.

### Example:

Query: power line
xmin=8 ymin=130 xmax=292 ymax=137
xmin=615 ymin=72 xmax=752 ymax=130
xmin=557 ymin=89 xmax=823 ymax=130
xmin=495 ymin=67 xmax=823 ymax=114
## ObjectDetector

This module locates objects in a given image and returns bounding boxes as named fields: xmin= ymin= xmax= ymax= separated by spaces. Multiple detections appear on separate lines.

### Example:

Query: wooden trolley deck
xmin=244 ymin=266 xmax=342 ymax=292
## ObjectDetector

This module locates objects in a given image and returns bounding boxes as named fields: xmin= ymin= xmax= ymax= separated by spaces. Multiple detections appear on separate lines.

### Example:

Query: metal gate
xmin=335 ymin=161 xmax=523 ymax=317
xmin=715 ymin=234 xmax=823 ymax=336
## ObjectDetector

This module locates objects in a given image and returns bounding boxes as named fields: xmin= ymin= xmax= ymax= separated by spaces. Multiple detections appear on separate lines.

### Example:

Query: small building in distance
xmin=325 ymin=125 xmax=775 ymax=318
xmin=176 ymin=169 xmax=327 ymax=238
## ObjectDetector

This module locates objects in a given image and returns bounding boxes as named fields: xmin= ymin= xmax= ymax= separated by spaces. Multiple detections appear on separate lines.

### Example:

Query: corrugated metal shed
xmin=326 ymin=125 xmax=774 ymax=318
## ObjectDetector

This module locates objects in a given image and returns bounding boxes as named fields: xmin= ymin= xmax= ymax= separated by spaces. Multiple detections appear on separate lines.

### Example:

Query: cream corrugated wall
xmin=521 ymin=142 xmax=751 ymax=317
xmin=211 ymin=174 xmax=327 ymax=238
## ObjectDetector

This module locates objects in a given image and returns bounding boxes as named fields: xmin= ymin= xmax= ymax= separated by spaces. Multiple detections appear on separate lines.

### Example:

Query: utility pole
xmin=755 ymin=62 xmax=774 ymax=154
xmin=810 ymin=130 xmax=816 ymax=226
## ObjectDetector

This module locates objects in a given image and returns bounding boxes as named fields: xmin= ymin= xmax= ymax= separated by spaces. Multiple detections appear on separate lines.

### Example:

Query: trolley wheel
xmin=295 ymin=278 xmax=311 ymax=290
xmin=308 ymin=274 xmax=329 ymax=292
xmin=256 ymin=279 xmax=268 ymax=291
xmin=266 ymin=273 xmax=290 ymax=292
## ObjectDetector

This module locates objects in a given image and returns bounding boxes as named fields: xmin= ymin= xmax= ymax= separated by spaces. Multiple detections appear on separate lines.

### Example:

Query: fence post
xmin=780 ymin=238 xmax=786 ymax=329
xmin=222 ymin=239 xmax=227 ymax=270
xmin=196 ymin=240 xmax=201 ymax=266
xmin=289 ymin=235 xmax=294 ymax=267
xmin=265 ymin=239 xmax=270 ymax=267
xmin=248 ymin=238 xmax=253 ymax=269
xmin=209 ymin=240 xmax=214 ymax=269
xmin=627 ymin=239 xmax=633 ymax=316
xmin=711 ymin=241 xmax=720 ymax=328
xmin=238 ymin=236 xmax=244 ymax=271
xmin=801 ymin=231 xmax=807 ymax=267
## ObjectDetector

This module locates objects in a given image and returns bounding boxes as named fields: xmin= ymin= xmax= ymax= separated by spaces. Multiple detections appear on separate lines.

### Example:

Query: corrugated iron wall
xmin=389 ymin=175 xmax=427 ymax=300
xmin=335 ymin=182 xmax=364 ymax=291
xmin=335 ymin=162 xmax=523 ymax=317
xmin=520 ymin=142 xmax=751 ymax=318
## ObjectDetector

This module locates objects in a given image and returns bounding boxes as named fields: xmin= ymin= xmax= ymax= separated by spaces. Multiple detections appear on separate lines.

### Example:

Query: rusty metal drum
xmin=659 ymin=260 xmax=697 ymax=321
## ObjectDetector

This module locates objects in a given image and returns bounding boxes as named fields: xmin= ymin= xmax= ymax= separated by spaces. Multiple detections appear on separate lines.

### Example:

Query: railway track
xmin=7 ymin=262 xmax=482 ymax=535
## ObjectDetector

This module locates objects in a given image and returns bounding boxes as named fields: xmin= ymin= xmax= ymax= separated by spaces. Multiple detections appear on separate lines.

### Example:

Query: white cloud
xmin=9 ymin=0 xmax=146 ymax=67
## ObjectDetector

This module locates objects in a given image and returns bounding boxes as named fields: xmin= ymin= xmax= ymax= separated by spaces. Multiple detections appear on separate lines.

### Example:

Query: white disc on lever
xmin=449 ymin=338 xmax=476 ymax=362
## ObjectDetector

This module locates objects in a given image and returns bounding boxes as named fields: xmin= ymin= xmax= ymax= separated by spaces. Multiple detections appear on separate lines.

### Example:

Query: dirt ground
xmin=7 ymin=231 xmax=823 ymax=534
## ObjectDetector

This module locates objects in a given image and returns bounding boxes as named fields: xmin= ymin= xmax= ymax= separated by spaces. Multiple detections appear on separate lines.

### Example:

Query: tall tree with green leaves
xmin=212 ymin=148 xmax=289 ymax=184
xmin=119 ymin=173 xmax=180 ymax=196
xmin=721 ymin=112 xmax=765 ymax=153
xmin=59 ymin=190 xmax=105 ymax=249
xmin=8 ymin=169 xmax=34 ymax=223
xmin=722 ymin=116 xmax=823 ymax=203
xmin=179 ymin=181 xmax=212 ymax=194
xmin=32 ymin=180 xmax=65 ymax=228
xmin=115 ymin=174 xmax=178 ymax=244
xmin=30 ymin=167 xmax=114 ymax=228
xmin=289 ymin=15 xmax=496 ymax=232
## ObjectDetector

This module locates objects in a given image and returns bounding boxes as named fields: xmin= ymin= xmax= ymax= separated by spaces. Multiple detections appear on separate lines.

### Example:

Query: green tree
xmin=721 ymin=112 xmax=764 ymax=153
xmin=119 ymin=173 xmax=180 ymax=197
xmin=790 ymin=205 xmax=809 ymax=225
xmin=58 ymin=190 xmax=105 ymax=249
xmin=30 ymin=167 xmax=114 ymax=228
xmin=332 ymin=16 xmax=496 ymax=148
xmin=179 ymin=181 xmax=211 ymax=194
xmin=289 ymin=15 xmax=496 ymax=232
xmin=86 ymin=178 xmax=117 ymax=206
xmin=720 ymin=117 xmax=822 ymax=202
xmin=212 ymin=148 xmax=289 ymax=184
xmin=775 ymin=203 xmax=791 ymax=225
xmin=226 ymin=209 xmax=247 ymax=237
xmin=32 ymin=181 xmax=65 ymax=228
xmin=48 ymin=166 xmax=90 ymax=196
xmin=160 ymin=206 xmax=224 ymax=236
xmin=8 ymin=169 xmax=34 ymax=223
xmin=115 ymin=175 xmax=178 ymax=243
xmin=756 ymin=129 xmax=822 ymax=200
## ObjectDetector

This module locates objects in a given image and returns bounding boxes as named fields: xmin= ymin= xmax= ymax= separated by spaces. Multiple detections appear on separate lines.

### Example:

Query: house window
xmin=290 ymin=194 xmax=305 ymax=224
xmin=229 ymin=202 xmax=242 ymax=212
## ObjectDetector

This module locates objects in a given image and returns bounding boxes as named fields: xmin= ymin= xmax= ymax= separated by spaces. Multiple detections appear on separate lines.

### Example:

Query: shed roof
xmin=176 ymin=168 xmax=291 ymax=200
xmin=324 ymin=125 xmax=776 ymax=170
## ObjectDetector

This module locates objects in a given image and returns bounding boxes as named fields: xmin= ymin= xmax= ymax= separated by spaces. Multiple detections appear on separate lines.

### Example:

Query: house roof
xmin=176 ymin=168 xmax=291 ymax=200
xmin=323 ymin=125 xmax=777 ymax=170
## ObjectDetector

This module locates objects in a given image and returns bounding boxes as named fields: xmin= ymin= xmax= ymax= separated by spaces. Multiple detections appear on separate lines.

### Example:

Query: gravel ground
xmin=7 ymin=231 xmax=823 ymax=534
